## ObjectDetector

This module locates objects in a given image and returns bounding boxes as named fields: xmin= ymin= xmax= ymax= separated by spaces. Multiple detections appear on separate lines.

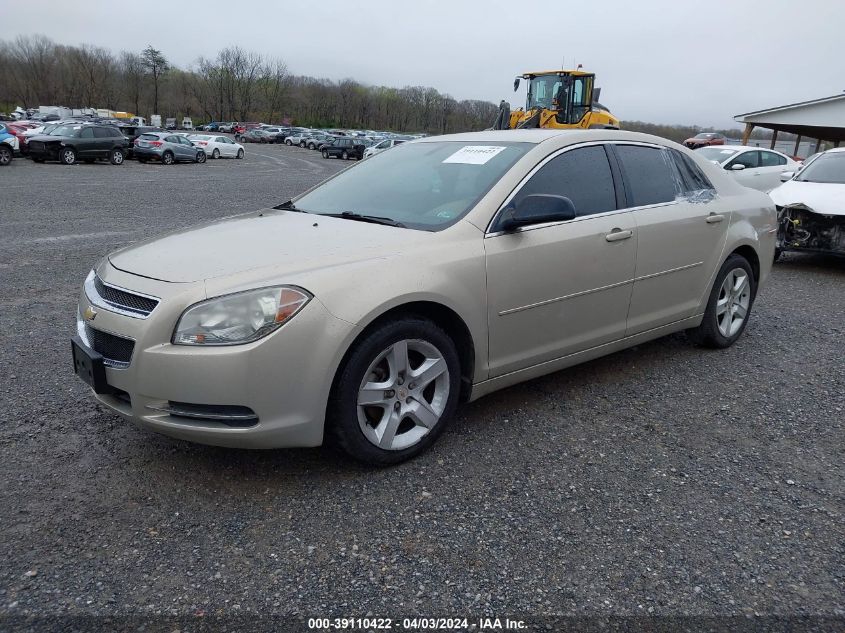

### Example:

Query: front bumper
xmin=75 ymin=262 xmax=355 ymax=448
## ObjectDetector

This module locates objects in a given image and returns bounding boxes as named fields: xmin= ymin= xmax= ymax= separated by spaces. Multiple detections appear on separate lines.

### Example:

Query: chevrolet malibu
xmin=72 ymin=130 xmax=776 ymax=465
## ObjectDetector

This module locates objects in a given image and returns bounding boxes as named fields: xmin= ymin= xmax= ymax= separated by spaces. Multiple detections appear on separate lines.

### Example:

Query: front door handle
xmin=706 ymin=213 xmax=725 ymax=224
xmin=605 ymin=229 xmax=633 ymax=242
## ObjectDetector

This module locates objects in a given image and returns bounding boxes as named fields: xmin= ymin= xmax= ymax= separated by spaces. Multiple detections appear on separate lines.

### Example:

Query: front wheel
xmin=162 ymin=151 xmax=174 ymax=165
xmin=236 ymin=148 xmax=244 ymax=159
xmin=687 ymin=254 xmax=756 ymax=349
xmin=341 ymin=150 xmax=348 ymax=160
xmin=109 ymin=149 xmax=125 ymax=165
xmin=212 ymin=148 xmax=220 ymax=159
xmin=322 ymin=149 xmax=329 ymax=159
xmin=0 ymin=146 xmax=11 ymax=166
xmin=327 ymin=318 xmax=461 ymax=465
xmin=60 ymin=148 xmax=77 ymax=165
xmin=285 ymin=139 xmax=292 ymax=146
xmin=196 ymin=151 xmax=207 ymax=163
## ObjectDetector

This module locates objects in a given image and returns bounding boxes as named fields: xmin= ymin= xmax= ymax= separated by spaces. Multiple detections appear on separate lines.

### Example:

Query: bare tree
xmin=141 ymin=45 xmax=168 ymax=114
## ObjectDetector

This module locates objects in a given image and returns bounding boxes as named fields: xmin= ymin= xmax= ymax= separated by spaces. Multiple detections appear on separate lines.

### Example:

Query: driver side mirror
xmin=729 ymin=163 xmax=746 ymax=171
xmin=779 ymin=171 xmax=795 ymax=182
xmin=501 ymin=194 xmax=577 ymax=232
xmin=513 ymin=77 xmax=521 ymax=92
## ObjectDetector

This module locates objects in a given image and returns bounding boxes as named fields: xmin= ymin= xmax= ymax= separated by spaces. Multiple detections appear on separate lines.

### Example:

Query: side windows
xmin=80 ymin=127 xmax=95 ymax=139
xmin=93 ymin=127 xmax=112 ymax=138
xmin=614 ymin=145 xmax=677 ymax=206
xmin=512 ymin=145 xmax=617 ymax=217
xmin=728 ymin=151 xmax=759 ymax=169
xmin=760 ymin=151 xmax=787 ymax=167
xmin=671 ymin=149 xmax=714 ymax=194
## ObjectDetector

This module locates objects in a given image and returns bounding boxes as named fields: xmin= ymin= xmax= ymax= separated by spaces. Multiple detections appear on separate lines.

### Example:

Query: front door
xmin=485 ymin=144 xmax=637 ymax=377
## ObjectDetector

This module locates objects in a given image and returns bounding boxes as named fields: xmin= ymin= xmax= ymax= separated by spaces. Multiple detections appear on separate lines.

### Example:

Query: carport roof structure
xmin=734 ymin=93 xmax=845 ymax=153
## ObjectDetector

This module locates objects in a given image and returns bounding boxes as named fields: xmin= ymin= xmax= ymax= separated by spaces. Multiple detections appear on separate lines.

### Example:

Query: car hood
xmin=769 ymin=180 xmax=845 ymax=216
xmin=27 ymin=134 xmax=65 ymax=143
xmin=108 ymin=209 xmax=427 ymax=283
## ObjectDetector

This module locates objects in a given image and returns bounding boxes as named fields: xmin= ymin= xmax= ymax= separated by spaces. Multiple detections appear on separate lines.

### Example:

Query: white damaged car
xmin=770 ymin=148 xmax=845 ymax=260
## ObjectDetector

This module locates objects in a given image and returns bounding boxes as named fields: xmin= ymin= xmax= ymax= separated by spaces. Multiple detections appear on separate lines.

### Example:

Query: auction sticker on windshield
xmin=443 ymin=145 xmax=507 ymax=165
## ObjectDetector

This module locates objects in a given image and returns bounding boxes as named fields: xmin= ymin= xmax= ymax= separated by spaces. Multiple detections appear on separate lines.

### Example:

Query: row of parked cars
xmin=1 ymin=117 xmax=246 ymax=166
xmin=227 ymin=123 xmax=415 ymax=161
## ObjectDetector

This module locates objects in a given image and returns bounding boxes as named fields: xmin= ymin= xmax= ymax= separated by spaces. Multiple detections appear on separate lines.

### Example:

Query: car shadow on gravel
xmin=776 ymin=251 xmax=845 ymax=273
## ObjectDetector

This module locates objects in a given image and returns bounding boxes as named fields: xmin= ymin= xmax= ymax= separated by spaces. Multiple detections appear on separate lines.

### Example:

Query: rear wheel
xmin=60 ymin=148 xmax=77 ymax=165
xmin=236 ymin=148 xmax=244 ymax=159
xmin=285 ymin=139 xmax=292 ymax=146
xmin=327 ymin=318 xmax=460 ymax=465
xmin=322 ymin=149 xmax=329 ymax=159
xmin=162 ymin=151 xmax=174 ymax=165
xmin=687 ymin=254 xmax=756 ymax=349
xmin=0 ymin=146 xmax=11 ymax=166
xmin=109 ymin=149 xmax=124 ymax=165
xmin=196 ymin=151 xmax=207 ymax=163
xmin=212 ymin=148 xmax=220 ymax=159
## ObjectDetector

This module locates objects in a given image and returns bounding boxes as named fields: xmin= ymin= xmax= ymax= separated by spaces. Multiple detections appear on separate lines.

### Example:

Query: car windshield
xmin=50 ymin=125 xmax=81 ymax=137
xmin=293 ymin=141 xmax=531 ymax=230
xmin=697 ymin=147 xmax=738 ymax=163
xmin=795 ymin=152 xmax=845 ymax=183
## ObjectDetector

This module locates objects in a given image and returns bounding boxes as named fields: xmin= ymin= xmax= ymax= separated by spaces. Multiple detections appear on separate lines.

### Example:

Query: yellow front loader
xmin=492 ymin=69 xmax=620 ymax=130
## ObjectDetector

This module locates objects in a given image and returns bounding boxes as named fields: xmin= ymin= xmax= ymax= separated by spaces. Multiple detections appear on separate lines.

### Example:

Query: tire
xmin=341 ymin=150 xmax=348 ymax=160
xmin=322 ymin=149 xmax=329 ymax=159
xmin=60 ymin=147 xmax=77 ymax=165
xmin=687 ymin=254 xmax=756 ymax=349
xmin=326 ymin=317 xmax=461 ymax=466
xmin=236 ymin=149 xmax=244 ymax=159
xmin=162 ymin=151 xmax=174 ymax=165
xmin=0 ymin=146 xmax=11 ymax=166
xmin=196 ymin=151 xmax=207 ymax=163
xmin=299 ymin=141 xmax=306 ymax=148
xmin=109 ymin=149 xmax=125 ymax=165
xmin=285 ymin=139 xmax=292 ymax=146
xmin=212 ymin=148 xmax=220 ymax=159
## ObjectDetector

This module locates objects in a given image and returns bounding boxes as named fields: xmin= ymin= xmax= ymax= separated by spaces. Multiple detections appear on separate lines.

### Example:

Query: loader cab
xmin=518 ymin=71 xmax=595 ymax=125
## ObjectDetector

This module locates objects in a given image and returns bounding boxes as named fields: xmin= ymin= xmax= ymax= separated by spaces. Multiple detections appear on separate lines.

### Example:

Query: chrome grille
xmin=84 ymin=325 xmax=135 ymax=368
xmin=85 ymin=273 xmax=159 ymax=319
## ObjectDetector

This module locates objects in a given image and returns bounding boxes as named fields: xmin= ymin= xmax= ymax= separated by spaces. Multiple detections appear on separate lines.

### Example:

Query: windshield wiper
xmin=326 ymin=212 xmax=406 ymax=228
xmin=273 ymin=200 xmax=308 ymax=212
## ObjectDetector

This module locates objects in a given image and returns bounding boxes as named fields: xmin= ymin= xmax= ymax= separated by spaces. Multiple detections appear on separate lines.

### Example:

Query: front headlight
xmin=172 ymin=286 xmax=311 ymax=346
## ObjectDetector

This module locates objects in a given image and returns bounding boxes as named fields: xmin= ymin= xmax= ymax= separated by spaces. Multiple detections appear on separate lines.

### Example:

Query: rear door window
xmin=728 ymin=151 xmax=760 ymax=169
xmin=614 ymin=145 xmax=678 ymax=207
xmin=512 ymin=145 xmax=617 ymax=217
xmin=760 ymin=151 xmax=787 ymax=167
xmin=80 ymin=127 xmax=95 ymax=139
xmin=671 ymin=150 xmax=714 ymax=194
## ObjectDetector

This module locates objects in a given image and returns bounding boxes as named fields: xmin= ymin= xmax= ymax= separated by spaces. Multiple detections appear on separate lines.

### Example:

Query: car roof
xmin=414 ymin=129 xmax=682 ymax=147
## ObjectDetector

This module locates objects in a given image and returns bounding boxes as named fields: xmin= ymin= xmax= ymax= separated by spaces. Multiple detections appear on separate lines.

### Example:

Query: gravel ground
xmin=0 ymin=145 xmax=842 ymax=631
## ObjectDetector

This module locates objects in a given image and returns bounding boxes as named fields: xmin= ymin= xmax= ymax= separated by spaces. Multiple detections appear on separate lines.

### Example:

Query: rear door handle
xmin=706 ymin=213 xmax=725 ymax=224
xmin=605 ymin=229 xmax=633 ymax=242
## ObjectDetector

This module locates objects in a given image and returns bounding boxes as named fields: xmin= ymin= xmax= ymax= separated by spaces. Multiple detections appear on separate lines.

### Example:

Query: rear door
xmin=485 ymin=143 xmax=637 ymax=376
xmin=77 ymin=127 xmax=96 ymax=157
xmin=757 ymin=150 xmax=789 ymax=190
xmin=615 ymin=144 xmax=730 ymax=335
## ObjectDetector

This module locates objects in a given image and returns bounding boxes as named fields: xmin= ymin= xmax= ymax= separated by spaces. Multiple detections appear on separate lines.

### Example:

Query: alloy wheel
xmin=357 ymin=339 xmax=450 ymax=451
xmin=716 ymin=268 xmax=750 ymax=337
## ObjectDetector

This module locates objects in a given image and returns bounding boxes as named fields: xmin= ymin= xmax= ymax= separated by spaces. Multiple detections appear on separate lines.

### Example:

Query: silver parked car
xmin=72 ymin=130 xmax=775 ymax=464
xmin=133 ymin=132 xmax=207 ymax=164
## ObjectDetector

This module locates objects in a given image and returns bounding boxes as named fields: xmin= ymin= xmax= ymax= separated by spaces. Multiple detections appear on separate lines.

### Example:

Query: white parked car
xmin=285 ymin=130 xmax=314 ymax=147
xmin=769 ymin=147 xmax=845 ymax=260
xmin=188 ymin=134 xmax=245 ymax=159
xmin=695 ymin=146 xmax=799 ymax=192
xmin=71 ymin=130 xmax=775 ymax=465
xmin=363 ymin=138 xmax=407 ymax=158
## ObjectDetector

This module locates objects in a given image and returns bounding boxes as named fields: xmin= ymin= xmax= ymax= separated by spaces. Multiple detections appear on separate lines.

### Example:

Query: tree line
xmin=0 ymin=35 xmax=498 ymax=133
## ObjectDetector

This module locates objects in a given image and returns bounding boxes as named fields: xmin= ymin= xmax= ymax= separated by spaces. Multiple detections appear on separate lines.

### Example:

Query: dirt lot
xmin=0 ymin=145 xmax=842 ymax=630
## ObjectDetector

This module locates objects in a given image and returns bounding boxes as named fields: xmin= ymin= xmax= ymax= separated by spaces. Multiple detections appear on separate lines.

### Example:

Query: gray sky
xmin=2 ymin=0 xmax=843 ymax=129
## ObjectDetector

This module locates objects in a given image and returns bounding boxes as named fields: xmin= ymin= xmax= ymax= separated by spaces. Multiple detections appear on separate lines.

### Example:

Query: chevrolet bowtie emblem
xmin=84 ymin=306 xmax=97 ymax=321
